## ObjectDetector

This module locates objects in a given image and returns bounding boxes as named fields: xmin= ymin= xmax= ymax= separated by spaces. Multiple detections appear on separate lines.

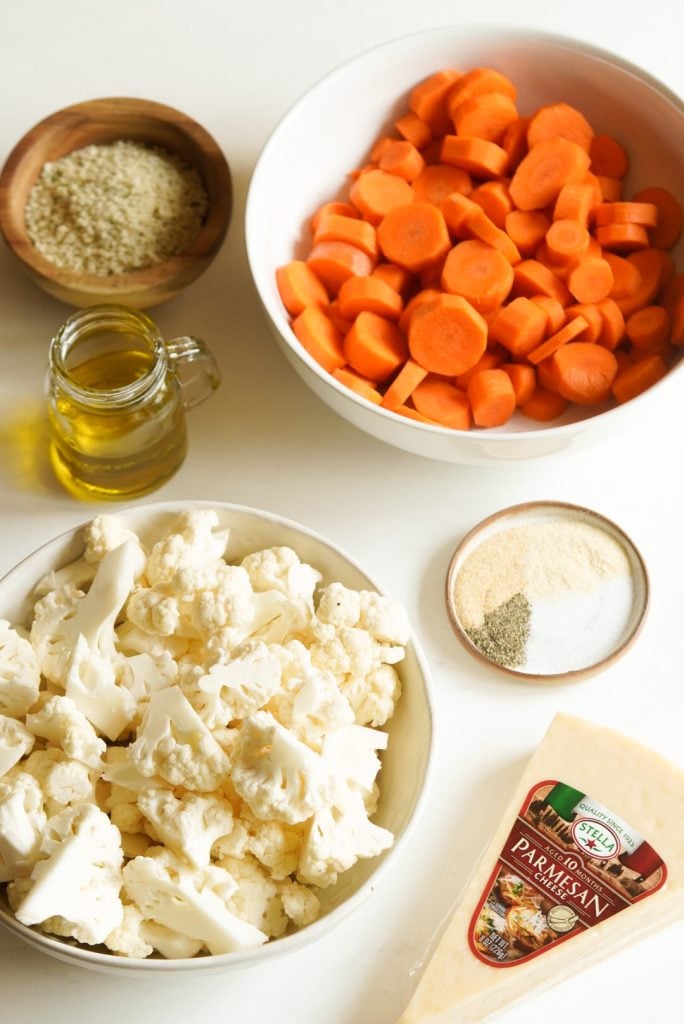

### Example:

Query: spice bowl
xmin=0 ymin=97 xmax=232 ymax=308
xmin=445 ymin=501 xmax=649 ymax=683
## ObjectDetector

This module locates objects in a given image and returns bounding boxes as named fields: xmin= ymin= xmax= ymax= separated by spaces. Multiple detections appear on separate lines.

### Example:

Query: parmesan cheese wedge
xmin=400 ymin=713 xmax=684 ymax=1023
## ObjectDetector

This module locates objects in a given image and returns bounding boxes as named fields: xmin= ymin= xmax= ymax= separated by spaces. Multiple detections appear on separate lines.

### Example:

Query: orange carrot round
xmin=276 ymin=261 xmax=330 ymax=316
xmin=408 ymin=294 xmax=487 ymax=375
xmin=509 ymin=138 xmax=590 ymax=211
xmin=467 ymin=368 xmax=516 ymax=427
xmin=452 ymin=91 xmax=519 ymax=143
xmin=349 ymin=168 xmax=414 ymax=224
xmin=377 ymin=202 xmax=450 ymax=274
xmin=440 ymin=136 xmax=509 ymax=179
xmin=292 ymin=307 xmax=345 ymax=373
xmin=545 ymin=219 xmax=591 ymax=265
xmin=310 ymin=201 xmax=358 ymax=233
xmin=589 ymin=134 xmax=629 ymax=178
xmin=343 ymin=311 xmax=408 ymax=381
xmin=567 ymin=256 xmax=614 ymax=304
xmin=527 ymin=102 xmax=594 ymax=152
xmin=611 ymin=353 xmax=668 ymax=403
xmin=487 ymin=296 xmax=547 ymax=356
xmin=505 ymin=210 xmax=550 ymax=257
xmin=411 ymin=377 xmax=472 ymax=429
xmin=529 ymin=294 xmax=566 ymax=335
xmin=500 ymin=362 xmax=536 ymax=405
xmin=395 ymin=111 xmax=433 ymax=150
xmin=410 ymin=69 xmax=461 ymax=136
xmin=527 ymin=315 xmax=589 ymax=365
xmin=381 ymin=359 xmax=428 ymax=410
xmin=469 ymin=180 xmax=513 ymax=229
xmin=549 ymin=342 xmax=618 ymax=404
xmin=520 ymin=385 xmax=568 ymax=421
xmin=632 ymin=186 xmax=682 ymax=250
xmin=337 ymin=276 xmax=404 ymax=321
xmin=412 ymin=164 xmax=473 ymax=205
xmin=307 ymin=241 xmax=374 ymax=295
xmin=624 ymin=305 xmax=671 ymax=350
xmin=564 ymin=303 xmax=603 ymax=344
xmin=594 ymin=202 xmax=659 ymax=228
xmin=595 ymin=298 xmax=626 ymax=351
xmin=313 ymin=213 xmax=379 ymax=260
xmin=446 ymin=67 xmax=517 ymax=119
xmin=441 ymin=239 xmax=514 ymax=312
xmin=331 ymin=366 xmax=382 ymax=404
xmin=594 ymin=223 xmax=650 ymax=253
xmin=553 ymin=182 xmax=597 ymax=227
xmin=379 ymin=140 xmax=426 ymax=182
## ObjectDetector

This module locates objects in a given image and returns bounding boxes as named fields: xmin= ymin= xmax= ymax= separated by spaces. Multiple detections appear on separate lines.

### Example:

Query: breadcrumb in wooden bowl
xmin=0 ymin=97 xmax=232 ymax=309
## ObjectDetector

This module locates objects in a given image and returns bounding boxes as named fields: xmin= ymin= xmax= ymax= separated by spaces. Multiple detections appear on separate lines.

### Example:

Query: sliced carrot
xmin=440 ymin=191 xmax=479 ymax=237
xmin=565 ymin=303 xmax=603 ymax=344
xmin=512 ymin=259 xmax=571 ymax=306
xmin=379 ymin=140 xmax=425 ymax=182
xmin=545 ymin=219 xmax=591 ymax=265
xmin=370 ymin=136 xmax=398 ymax=162
xmin=660 ymin=273 xmax=684 ymax=319
xmin=381 ymin=359 xmax=428 ymax=410
xmin=377 ymin=202 xmax=450 ymax=274
xmin=527 ymin=315 xmax=589 ymax=365
xmin=500 ymin=362 xmax=536 ymax=405
xmin=529 ymin=294 xmax=566 ymax=336
xmin=453 ymin=349 xmax=503 ymax=389
xmin=632 ymin=186 xmax=683 ymax=250
xmin=549 ymin=342 xmax=618 ymax=404
xmin=611 ymin=353 xmax=668 ymax=403
xmin=553 ymin=182 xmax=597 ymax=227
xmin=394 ymin=404 xmax=439 ymax=424
xmin=469 ymin=180 xmax=513 ymax=229
xmin=594 ymin=202 xmax=659 ymax=228
xmin=292 ymin=307 xmax=345 ymax=372
xmin=616 ymin=248 xmax=668 ymax=317
xmin=488 ymin=296 xmax=547 ymax=357
xmin=412 ymin=164 xmax=472 ymax=206
xmin=520 ymin=385 xmax=568 ymax=421
xmin=527 ymin=102 xmax=594 ymax=152
xmin=596 ymin=298 xmax=626 ymax=351
xmin=327 ymin=299 xmax=354 ymax=336
xmin=398 ymin=287 xmax=442 ymax=334
xmin=408 ymin=294 xmax=487 ymax=375
xmin=412 ymin=377 xmax=472 ymax=429
xmin=313 ymin=213 xmax=379 ymax=260
xmin=668 ymin=292 xmax=684 ymax=345
xmin=440 ymin=136 xmax=509 ymax=179
xmin=409 ymin=69 xmax=461 ymax=136
xmin=602 ymin=251 xmax=643 ymax=301
xmin=464 ymin=206 xmax=520 ymax=264
xmin=509 ymin=138 xmax=591 ymax=211
xmin=594 ymin=223 xmax=650 ymax=253
xmin=337 ymin=276 xmax=403 ymax=321
xmin=624 ymin=305 xmax=671 ymax=350
xmin=567 ymin=256 xmax=614 ymax=303
xmin=505 ymin=210 xmax=550 ymax=258
xmin=452 ymin=91 xmax=519 ymax=143
xmin=310 ymin=201 xmax=358 ymax=233
xmin=589 ymin=134 xmax=629 ymax=178
xmin=307 ymin=241 xmax=374 ymax=295
xmin=441 ymin=239 xmax=514 ymax=312
xmin=349 ymin=168 xmax=414 ymax=225
xmin=535 ymin=356 xmax=561 ymax=395
xmin=631 ymin=341 xmax=676 ymax=364
xmin=276 ymin=260 xmax=330 ymax=316
xmin=343 ymin=311 xmax=408 ymax=381
xmin=371 ymin=262 xmax=413 ymax=297
xmin=395 ymin=111 xmax=433 ymax=150
xmin=596 ymin=176 xmax=622 ymax=202
xmin=467 ymin=369 xmax=516 ymax=427
xmin=331 ymin=366 xmax=382 ymax=404
xmin=614 ymin=349 xmax=634 ymax=374
xmin=446 ymin=67 xmax=517 ymax=119
xmin=501 ymin=117 xmax=529 ymax=170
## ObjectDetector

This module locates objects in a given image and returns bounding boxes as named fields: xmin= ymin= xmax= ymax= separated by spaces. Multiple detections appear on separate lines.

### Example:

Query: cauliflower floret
xmin=122 ymin=847 xmax=267 ymax=955
xmin=241 ymin=547 xmax=321 ymax=603
xmin=232 ymin=711 xmax=335 ymax=824
xmin=122 ymin=650 xmax=178 ymax=708
xmin=116 ymin=620 xmax=189 ymax=661
xmin=128 ymin=686 xmax=230 ymax=791
xmin=104 ymin=903 xmax=154 ymax=958
xmin=14 ymin=803 xmax=124 ymax=945
xmin=0 ymin=620 xmax=41 ymax=718
xmin=191 ymin=642 xmax=283 ymax=728
xmin=21 ymin=749 xmax=95 ymax=815
xmin=357 ymin=590 xmax=411 ymax=646
xmin=83 ymin=515 xmax=142 ymax=566
xmin=218 ymin=853 xmax=287 ymax=938
xmin=0 ymin=772 xmax=46 ymax=881
xmin=315 ymin=582 xmax=361 ymax=628
xmin=340 ymin=664 xmax=402 ymax=728
xmin=279 ymin=879 xmax=321 ymax=928
xmin=267 ymin=662 xmax=354 ymax=752
xmin=29 ymin=585 xmax=84 ymax=686
xmin=144 ymin=510 xmax=228 ymax=586
xmin=101 ymin=746 xmax=166 ymax=793
xmin=244 ymin=814 xmax=304 ymax=880
xmin=311 ymin=622 xmax=405 ymax=679
xmin=126 ymin=588 xmax=180 ymax=637
xmin=322 ymin=723 xmax=389 ymax=795
xmin=139 ymin=920 xmax=204 ymax=959
xmin=137 ymin=789 xmax=234 ymax=868
xmin=0 ymin=715 xmax=35 ymax=778
xmin=110 ymin=802 xmax=147 ymax=836
xmin=190 ymin=564 xmax=255 ymax=637
xmin=25 ymin=695 xmax=106 ymax=769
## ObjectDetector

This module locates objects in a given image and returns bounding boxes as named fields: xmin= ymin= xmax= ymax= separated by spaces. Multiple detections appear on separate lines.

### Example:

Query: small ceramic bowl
xmin=246 ymin=26 xmax=684 ymax=465
xmin=0 ymin=500 xmax=433 ymax=975
xmin=445 ymin=500 xmax=649 ymax=683
xmin=0 ymin=97 xmax=232 ymax=309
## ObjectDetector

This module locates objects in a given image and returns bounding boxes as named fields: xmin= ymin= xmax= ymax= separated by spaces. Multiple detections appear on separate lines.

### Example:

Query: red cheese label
xmin=468 ymin=780 xmax=667 ymax=967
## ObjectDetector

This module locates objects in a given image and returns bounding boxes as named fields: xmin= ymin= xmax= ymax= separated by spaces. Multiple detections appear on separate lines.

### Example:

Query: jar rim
xmin=49 ymin=304 xmax=167 ymax=408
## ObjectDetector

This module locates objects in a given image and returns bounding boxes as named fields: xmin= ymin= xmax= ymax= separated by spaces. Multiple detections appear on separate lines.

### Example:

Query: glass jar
xmin=46 ymin=304 xmax=220 ymax=500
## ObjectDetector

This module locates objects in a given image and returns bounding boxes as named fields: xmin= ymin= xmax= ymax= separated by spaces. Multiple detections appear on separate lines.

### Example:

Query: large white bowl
xmin=246 ymin=27 xmax=684 ymax=465
xmin=0 ymin=501 xmax=434 ymax=975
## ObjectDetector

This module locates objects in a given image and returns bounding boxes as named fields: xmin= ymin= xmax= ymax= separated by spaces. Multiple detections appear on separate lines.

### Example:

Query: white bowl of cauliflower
xmin=0 ymin=501 xmax=433 ymax=974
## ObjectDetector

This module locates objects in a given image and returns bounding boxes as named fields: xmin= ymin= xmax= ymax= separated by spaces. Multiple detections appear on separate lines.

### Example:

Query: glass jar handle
xmin=165 ymin=336 xmax=221 ymax=410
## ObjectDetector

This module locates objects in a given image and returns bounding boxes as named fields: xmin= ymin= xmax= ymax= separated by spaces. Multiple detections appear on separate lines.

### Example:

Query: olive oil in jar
xmin=46 ymin=306 xmax=220 ymax=501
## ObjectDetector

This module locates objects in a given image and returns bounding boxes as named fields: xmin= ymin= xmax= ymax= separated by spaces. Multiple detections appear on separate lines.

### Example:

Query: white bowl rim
xmin=245 ymin=23 xmax=684 ymax=447
xmin=0 ymin=498 xmax=436 ymax=972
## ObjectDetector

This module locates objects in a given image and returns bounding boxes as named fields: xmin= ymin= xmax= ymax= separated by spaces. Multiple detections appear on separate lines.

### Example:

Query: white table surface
xmin=1 ymin=1 xmax=682 ymax=1021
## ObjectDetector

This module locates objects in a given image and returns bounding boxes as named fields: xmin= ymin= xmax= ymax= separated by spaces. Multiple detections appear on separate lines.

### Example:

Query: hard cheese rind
xmin=400 ymin=713 xmax=684 ymax=1023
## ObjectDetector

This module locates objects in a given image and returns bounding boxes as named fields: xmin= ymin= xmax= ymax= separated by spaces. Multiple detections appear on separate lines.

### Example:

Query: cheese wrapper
xmin=400 ymin=713 xmax=684 ymax=1023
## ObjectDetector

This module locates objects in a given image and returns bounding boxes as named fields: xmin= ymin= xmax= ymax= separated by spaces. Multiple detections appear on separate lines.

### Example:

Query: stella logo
xmin=570 ymin=817 xmax=621 ymax=860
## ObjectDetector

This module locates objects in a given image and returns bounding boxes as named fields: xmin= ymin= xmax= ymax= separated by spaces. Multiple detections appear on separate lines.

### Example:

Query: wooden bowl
xmin=0 ymin=97 xmax=232 ymax=308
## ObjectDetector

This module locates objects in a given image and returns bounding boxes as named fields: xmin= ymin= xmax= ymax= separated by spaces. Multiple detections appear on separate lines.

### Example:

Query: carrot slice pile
xmin=276 ymin=64 xmax=683 ymax=430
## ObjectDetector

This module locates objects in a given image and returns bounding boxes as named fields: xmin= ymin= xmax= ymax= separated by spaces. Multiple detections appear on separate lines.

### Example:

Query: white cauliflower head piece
xmin=192 ymin=642 xmax=283 ymax=728
xmin=26 ymin=695 xmax=106 ymax=769
xmin=144 ymin=510 xmax=229 ymax=586
xmin=231 ymin=711 xmax=335 ymax=824
xmin=128 ymin=686 xmax=230 ymax=791
xmin=14 ymin=803 xmax=124 ymax=945
xmin=122 ymin=847 xmax=267 ymax=955
xmin=0 ymin=715 xmax=35 ymax=778
xmin=137 ymin=788 xmax=235 ymax=868
xmin=0 ymin=772 xmax=46 ymax=882
xmin=0 ymin=620 xmax=41 ymax=719
xmin=341 ymin=664 xmax=402 ymax=728
xmin=241 ymin=546 xmax=321 ymax=602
